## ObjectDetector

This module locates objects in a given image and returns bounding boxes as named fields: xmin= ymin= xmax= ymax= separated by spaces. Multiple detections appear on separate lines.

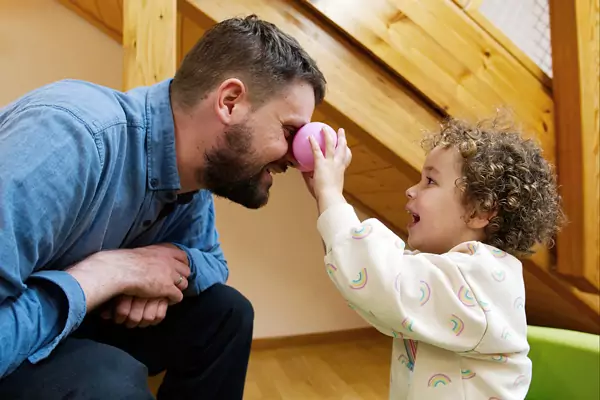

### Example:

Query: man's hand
xmin=67 ymin=243 xmax=191 ymax=311
xmin=101 ymin=295 xmax=169 ymax=328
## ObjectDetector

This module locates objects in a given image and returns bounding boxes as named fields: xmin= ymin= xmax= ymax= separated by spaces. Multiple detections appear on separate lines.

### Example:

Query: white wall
xmin=0 ymin=0 xmax=369 ymax=338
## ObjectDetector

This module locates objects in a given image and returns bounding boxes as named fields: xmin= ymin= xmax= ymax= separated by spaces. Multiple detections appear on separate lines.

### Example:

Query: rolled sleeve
xmin=176 ymin=245 xmax=228 ymax=294
xmin=26 ymin=271 xmax=87 ymax=364
xmin=161 ymin=191 xmax=229 ymax=296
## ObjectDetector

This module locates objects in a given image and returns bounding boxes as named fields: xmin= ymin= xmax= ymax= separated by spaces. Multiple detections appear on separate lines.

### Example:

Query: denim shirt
xmin=0 ymin=79 xmax=228 ymax=378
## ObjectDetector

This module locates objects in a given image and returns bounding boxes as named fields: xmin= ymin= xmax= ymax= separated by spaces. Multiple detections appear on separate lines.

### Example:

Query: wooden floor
xmin=245 ymin=335 xmax=391 ymax=399
xmin=149 ymin=333 xmax=392 ymax=399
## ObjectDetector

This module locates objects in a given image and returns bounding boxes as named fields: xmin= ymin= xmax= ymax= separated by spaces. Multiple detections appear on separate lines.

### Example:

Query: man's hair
xmin=171 ymin=14 xmax=326 ymax=108
xmin=421 ymin=114 xmax=566 ymax=257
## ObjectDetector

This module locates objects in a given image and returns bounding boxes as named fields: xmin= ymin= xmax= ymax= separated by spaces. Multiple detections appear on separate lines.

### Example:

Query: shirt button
xmin=150 ymin=178 xmax=159 ymax=187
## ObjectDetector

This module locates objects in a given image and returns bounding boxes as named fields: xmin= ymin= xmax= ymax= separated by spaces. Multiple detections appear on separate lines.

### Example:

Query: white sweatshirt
xmin=317 ymin=203 xmax=532 ymax=400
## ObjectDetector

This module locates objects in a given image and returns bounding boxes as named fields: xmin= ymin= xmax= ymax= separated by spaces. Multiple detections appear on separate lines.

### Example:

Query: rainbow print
xmin=461 ymin=369 xmax=476 ymax=380
xmin=457 ymin=285 xmax=477 ymax=307
xmin=326 ymin=263 xmax=337 ymax=276
xmin=491 ymin=248 xmax=507 ymax=258
xmin=403 ymin=339 xmax=417 ymax=370
xmin=492 ymin=269 xmax=506 ymax=282
xmin=427 ymin=373 xmax=452 ymax=387
xmin=501 ymin=327 xmax=511 ymax=340
xmin=419 ymin=280 xmax=431 ymax=306
xmin=349 ymin=268 xmax=368 ymax=290
xmin=391 ymin=330 xmax=403 ymax=339
xmin=513 ymin=374 xmax=528 ymax=387
xmin=450 ymin=314 xmax=465 ymax=336
xmin=397 ymin=354 xmax=414 ymax=371
xmin=351 ymin=224 xmax=373 ymax=240
xmin=478 ymin=299 xmax=491 ymax=312
xmin=466 ymin=242 xmax=479 ymax=255
xmin=401 ymin=317 xmax=414 ymax=332
xmin=490 ymin=354 xmax=508 ymax=363
xmin=395 ymin=239 xmax=405 ymax=249
xmin=514 ymin=297 xmax=524 ymax=310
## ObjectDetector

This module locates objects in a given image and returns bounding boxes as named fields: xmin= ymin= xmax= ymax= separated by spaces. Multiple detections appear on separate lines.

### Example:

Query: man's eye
xmin=284 ymin=127 xmax=297 ymax=139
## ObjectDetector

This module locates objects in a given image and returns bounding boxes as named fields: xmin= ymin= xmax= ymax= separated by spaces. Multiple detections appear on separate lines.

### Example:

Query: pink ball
xmin=292 ymin=122 xmax=337 ymax=172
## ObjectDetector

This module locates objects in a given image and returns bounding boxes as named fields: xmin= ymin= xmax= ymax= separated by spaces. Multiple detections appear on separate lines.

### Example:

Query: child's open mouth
xmin=408 ymin=212 xmax=420 ymax=228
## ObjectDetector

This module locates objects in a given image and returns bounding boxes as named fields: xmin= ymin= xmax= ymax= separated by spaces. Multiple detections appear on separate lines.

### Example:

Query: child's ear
xmin=467 ymin=209 xmax=497 ymax=229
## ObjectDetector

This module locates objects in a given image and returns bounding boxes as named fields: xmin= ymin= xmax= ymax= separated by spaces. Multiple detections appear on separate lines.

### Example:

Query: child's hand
xmin=308 ymin=127 xmax=352 ymax=213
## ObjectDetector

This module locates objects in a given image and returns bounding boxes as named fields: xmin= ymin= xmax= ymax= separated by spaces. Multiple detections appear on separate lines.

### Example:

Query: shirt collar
xmin=145 ymin=79 xmax=181 ymax=192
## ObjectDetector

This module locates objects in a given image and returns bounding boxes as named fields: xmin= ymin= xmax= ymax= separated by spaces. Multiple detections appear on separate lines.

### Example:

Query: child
xmin=304 ymin=116 xmax=564 ymax=400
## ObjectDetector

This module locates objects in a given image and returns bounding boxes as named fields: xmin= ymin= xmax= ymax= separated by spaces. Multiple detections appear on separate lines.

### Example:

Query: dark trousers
xmin=0 ymin=284 xmax=254 ymax=400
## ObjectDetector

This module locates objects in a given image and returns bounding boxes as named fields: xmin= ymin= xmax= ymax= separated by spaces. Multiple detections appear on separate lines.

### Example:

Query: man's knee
xmin=81 ymin=346 xmax=153 ymax=400
xmin=209 ymin=284 xmax=254 ymax=332
xmin=0 ymin=339 xmax=153 ymax=400
xmin=63 ymin=340 xmax=153 ymax=399
xmin=188 ymin=284 xmax=254 ymax=337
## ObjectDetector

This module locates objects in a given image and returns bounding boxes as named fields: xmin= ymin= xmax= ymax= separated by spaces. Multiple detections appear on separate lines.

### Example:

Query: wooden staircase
xmin=57 ymin=0 xmax=599 ymax=334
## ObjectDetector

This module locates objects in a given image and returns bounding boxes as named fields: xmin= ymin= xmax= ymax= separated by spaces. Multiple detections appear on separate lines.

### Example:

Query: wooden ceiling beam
xmin=123 ymin=0 xmax=177 ymax=90
xmin=298 ymin=0 xmax=556 ymax=164
xmin=549 ymin=0 xmax=600 ymax=292
xmin=451 ymin=0 xmax=552 ymax=89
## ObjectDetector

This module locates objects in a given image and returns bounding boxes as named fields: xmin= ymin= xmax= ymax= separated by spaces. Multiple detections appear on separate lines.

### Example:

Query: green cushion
xmin=526 ymin=325 xmax=599 ymax=400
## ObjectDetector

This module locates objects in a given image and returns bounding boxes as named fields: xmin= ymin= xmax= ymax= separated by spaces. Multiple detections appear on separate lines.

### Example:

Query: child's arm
xmin=318 ymin=203 xmax=487 ymax=353
xmin=303 ymin=127 xmax=487 ymax=351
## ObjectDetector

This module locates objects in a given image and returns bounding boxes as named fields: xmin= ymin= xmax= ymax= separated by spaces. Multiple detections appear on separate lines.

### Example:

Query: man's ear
xmin=214 ymin=78 xmax=250 ymax=125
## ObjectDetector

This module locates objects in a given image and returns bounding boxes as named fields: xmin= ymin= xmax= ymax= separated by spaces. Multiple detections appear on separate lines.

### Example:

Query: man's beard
xmin=201 ymin=122 xmax=271 ymax=209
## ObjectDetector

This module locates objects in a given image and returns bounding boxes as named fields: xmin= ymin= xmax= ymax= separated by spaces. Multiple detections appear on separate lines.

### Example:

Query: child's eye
xmin=426 ymin=177 xmax=435 ymax=185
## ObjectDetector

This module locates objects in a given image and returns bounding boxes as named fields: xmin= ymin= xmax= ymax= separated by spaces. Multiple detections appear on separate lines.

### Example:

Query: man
xmin=0 ymin=14 xmax=326 ymax=399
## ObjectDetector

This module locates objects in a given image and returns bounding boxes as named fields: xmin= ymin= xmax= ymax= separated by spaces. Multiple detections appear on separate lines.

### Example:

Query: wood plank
xmin=178 ymin=13 xmax=204 ymax=66
xmin=345 ymin=167 xmax=413 ymax=195
xmin=523 ymin=263 xmax=600 ymax=334
xmin=549 ymin=0 xmax=600 ymax=292
xmin=451 ymin=0 xmax=552 ymax=89
xmin=345 ymin=145 xmax=391 ymax=174
xmin=299 ymin=0 xmax=556 ymax=164
xmin=123 ymin=0 xmax=177 ymax=89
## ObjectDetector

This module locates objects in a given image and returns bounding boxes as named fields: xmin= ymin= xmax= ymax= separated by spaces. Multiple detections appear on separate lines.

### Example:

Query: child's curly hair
xmin=421 ymin=114 xmax=565 ymax=257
